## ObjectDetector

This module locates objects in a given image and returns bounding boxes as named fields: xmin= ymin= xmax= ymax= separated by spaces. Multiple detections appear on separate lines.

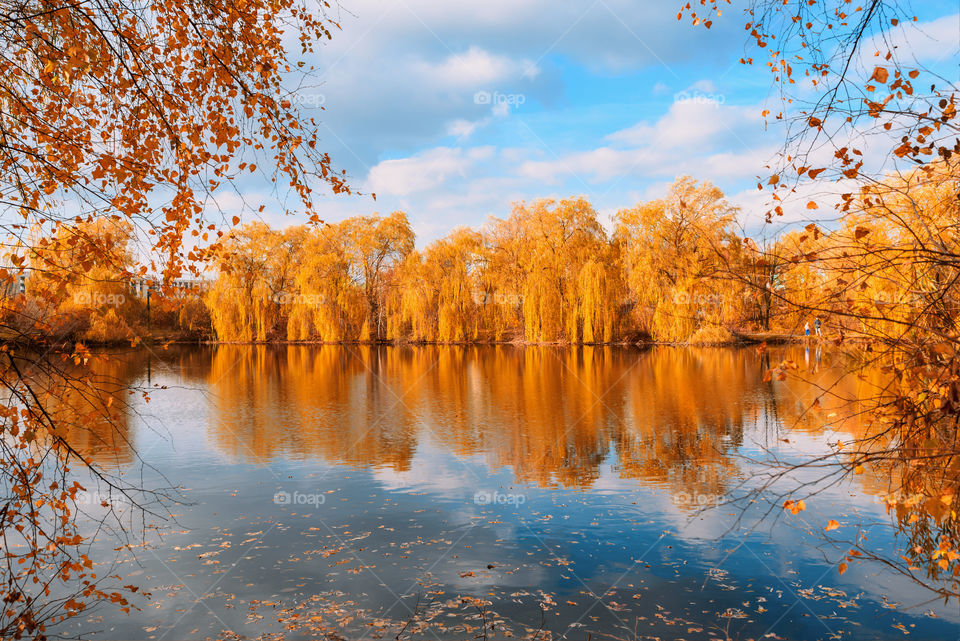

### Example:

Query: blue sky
xmin=246 ymin=0 xmax=960 ymax=244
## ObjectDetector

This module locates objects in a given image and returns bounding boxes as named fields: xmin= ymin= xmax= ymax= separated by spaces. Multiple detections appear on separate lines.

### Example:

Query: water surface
xmin=57 ymin=345 xmax=960 ymax=640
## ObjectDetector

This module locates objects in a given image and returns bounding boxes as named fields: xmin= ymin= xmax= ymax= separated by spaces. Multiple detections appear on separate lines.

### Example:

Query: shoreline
xmin=133 ymin=330 xmax=812 ymax=348
xmin=187 ymin=329 xmax=812 ymax=348
xmin=5 ymin=330 xmax=822 ymax=349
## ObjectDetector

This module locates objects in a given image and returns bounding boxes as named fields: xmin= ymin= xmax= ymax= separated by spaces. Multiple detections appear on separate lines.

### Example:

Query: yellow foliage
xmin=687 ymin=324 xmax=734 ymax=345
xmin=198 ymin=187 xmax=767 ymax=344
xmin=615 ymin=176 xmax=741 ymax=341
xmin=83 ymin=308 xmax=134 ymax=343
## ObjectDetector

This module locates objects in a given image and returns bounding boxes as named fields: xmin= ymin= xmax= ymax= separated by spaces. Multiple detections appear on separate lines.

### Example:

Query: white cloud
xmin=366 ymin=146 xmax=494 ymax=197
xmin=605 ymin=122 xmax=654 ymax=146
xmin=519 ymin=146 xmax=647 ymax=184
xmin=446 ymin=118 xmax=485 ymax=139
xmin=522 ymin=101 xmax=771 ymax=185
xmin=729 ymin=176 xmax=863 ymax=233
xmin=687 ymin=78 xmax=720 ymax=93
xmin=294 ymin=0 xmax=744 ymax=173
xmin=418 ymin=46 xmax=538 ymax=88
xmin=863 ymin=12 xmax=960 ymax=66
xmin=651 ymin=81 xmax=672 ymax=95
xmin=338 ymin=95 xmax=787 ymax=242
xmin=608 ymin=100 xmax=761 ymax=149
xmin=491 ymin=100 xmax=510 ymax=117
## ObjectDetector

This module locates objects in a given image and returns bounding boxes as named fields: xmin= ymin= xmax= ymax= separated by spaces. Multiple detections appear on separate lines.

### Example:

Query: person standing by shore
xmin=814 ymin=317 xmax=822 ymax=338
xmin=804 ymin=321 xmax=810 ymax=338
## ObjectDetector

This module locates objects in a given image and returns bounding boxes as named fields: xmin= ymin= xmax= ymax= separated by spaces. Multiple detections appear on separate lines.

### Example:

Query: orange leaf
xmin=870 ymin=67 xmax=889 ymax=84
xmin=838 ymin=562 xmax=848 ymax=575
xmin=825 ymin=519 xmax=840 ymax=532
xmin=783 ymin=499 xmax=806 ymax=514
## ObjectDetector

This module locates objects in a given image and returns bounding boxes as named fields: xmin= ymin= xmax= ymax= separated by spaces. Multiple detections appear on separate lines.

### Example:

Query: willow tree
xmin=288 ymin=221 xmax=368 ymax=342
xmin=206 ymin=223 xmax=295 ymax=342
xmin=758 ymin=229 xmax=826 ymax=333
xmin=480 ymin=214 xmax=527 ymax=340
xmin=342 ymin=212 xmax=415 ymax=341
xmin=434 ymin=229 xmax=485 ymax=342
xmin=486 ymin=197 xmax=613 ymax=343
xmin=614 ymin=177 xmax=740 ymax=342
xmin=394 ymin=228 xmax=484 ymax=343
xmin=575 ymin=255 xmax=624 ymax=344
xmin=390 ymin=250 xmax=434 ymax=341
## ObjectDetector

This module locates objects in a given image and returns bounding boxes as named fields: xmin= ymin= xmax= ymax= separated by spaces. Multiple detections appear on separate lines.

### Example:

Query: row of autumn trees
xmin=207 ymin=176 xmax=746 ymax=344
xmin=26 ymin=162 xmax=960 ymax=347
xmin=206 ymin=162 xmax=960 ymax=347
xmin=4 ymin=175 xmax=743 ymax=346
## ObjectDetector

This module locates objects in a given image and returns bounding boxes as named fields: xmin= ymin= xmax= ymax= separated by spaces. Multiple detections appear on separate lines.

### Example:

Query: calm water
xmin=53 ymin=345 xmax=960 ymax=640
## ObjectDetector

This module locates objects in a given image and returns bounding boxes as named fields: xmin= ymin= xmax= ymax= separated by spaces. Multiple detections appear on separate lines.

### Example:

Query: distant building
xmin=0 ymin=270 xmax=28 ymax=298
xmin=130 ymin=277 xmax=157 ymax=299
xmin=129 ymin=278 xmax=209 ymax=299
xmin=0 ymin=272 xmax=210 ymax=300
xmin=169 ymin=279 xmax=210 ymax=293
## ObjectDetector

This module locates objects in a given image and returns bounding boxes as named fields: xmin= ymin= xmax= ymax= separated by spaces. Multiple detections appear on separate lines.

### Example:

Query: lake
xmin=52 ymin=345 xmax=960 ymax=640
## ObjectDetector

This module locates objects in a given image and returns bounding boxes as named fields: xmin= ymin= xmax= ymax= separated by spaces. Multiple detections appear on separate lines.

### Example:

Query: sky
xmin=246 ymin=0 xmax=960 ymax=245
